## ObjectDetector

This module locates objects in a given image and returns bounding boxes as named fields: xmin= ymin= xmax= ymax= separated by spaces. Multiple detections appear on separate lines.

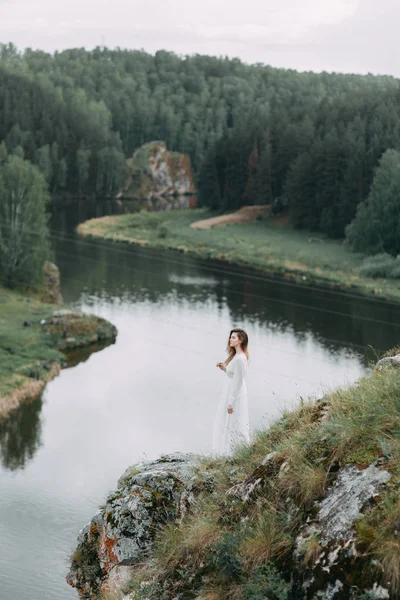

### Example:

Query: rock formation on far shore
xmin=118 ymin=141 xmax=196 ymax=211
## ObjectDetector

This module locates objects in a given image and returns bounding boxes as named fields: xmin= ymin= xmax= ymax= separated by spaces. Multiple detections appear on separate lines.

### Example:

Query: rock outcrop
xmin=118 ymin=141 xmax=196 ymax=211
xmin=295 ymin=463 xmax=392 ymax=598
xmin=67 ymin=453 xmax=199 ymax=597
xmin=67 ymin=362 xmax=400 ymax=600
xmin=68 ymin=453 xmax=395 ymax=600
xmin=40 ymin=262 xmax=63 ymax=305
xmin=45 ymin=309 xmax=117 ymax=352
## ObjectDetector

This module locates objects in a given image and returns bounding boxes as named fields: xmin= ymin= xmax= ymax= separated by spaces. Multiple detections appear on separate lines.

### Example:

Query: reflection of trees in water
xmin=0 ymin=396 xmax=43 ymax=471
xmin=52 ymin=210 xmax=400 ymax=361
xmin=63 ymin=339 xmax=116 ymax=369
xmin=224 ymin=275 xmax=400 ymax=361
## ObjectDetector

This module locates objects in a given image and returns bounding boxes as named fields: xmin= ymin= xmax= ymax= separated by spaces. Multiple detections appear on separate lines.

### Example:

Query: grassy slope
xmin=107 ymin=364 xmax=400 ymax=600
xmin=0 ymin=286 xmax=116 ymax=403
xmin=77 ymin=209 xmax=400 ymax=303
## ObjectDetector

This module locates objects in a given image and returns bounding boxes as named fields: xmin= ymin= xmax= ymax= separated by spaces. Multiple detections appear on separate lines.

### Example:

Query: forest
xmin=1 ymin=43 xmax=400 ymax=246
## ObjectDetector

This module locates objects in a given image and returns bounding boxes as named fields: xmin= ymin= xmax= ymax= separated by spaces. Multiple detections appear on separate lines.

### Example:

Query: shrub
xmin=157 ymin=224 xmax=169 ymax=239
xmin=242 ymin=564 xmax=289 ymax=600
xmin=210 ymin=532 xmax=244 ymax=582
xmin=358 ymin=253 xmax=400 ymax=279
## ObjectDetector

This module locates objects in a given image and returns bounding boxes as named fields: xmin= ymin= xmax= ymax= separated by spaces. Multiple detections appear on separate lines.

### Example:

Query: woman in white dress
xmin=212 ymin=328 xmax=250 ymax=456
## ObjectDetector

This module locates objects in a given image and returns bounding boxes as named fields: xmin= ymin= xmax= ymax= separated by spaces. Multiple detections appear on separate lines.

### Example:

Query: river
xmin=1 ymin=200 xmax=400 ymax=600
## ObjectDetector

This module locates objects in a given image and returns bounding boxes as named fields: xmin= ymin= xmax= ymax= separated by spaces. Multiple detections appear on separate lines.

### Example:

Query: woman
xmin=212 ymin=328 xmax=250 ymax=456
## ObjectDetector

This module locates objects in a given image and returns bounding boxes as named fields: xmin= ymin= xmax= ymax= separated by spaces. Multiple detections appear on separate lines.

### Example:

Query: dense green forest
xmin=1 ymin=43 xmax=400 ymax=243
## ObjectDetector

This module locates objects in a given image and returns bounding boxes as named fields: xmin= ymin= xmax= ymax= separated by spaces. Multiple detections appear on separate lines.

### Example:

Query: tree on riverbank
xmin=0 ymin=155 xmax=50 ymax=287
xmin=346 ymin=149 xmax=400 ymax=256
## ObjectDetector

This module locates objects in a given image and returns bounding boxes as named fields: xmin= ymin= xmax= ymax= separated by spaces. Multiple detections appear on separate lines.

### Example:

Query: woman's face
xmin=229 ymin=332 xmax=242 ymax=348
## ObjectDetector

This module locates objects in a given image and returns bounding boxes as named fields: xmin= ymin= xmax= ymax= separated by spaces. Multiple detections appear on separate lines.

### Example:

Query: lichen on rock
xmin=67 ymin=453 xmax=199 ymax=597
xmin=295 ymin=463 xmax=392 ymax=598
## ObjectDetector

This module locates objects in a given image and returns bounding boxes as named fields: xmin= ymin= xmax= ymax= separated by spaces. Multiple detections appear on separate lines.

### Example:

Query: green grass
xmin=78 ymin=209 xmax=400 ymax=303
xmin=0 ymin=286 xmax=116 ymax=402
xmin=110 ymin=363 xmax=400 ymax=600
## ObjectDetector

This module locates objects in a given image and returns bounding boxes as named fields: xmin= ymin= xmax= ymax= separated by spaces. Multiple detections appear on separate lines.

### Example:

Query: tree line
xmin=1 ymin=43 xmax=400 ymax=287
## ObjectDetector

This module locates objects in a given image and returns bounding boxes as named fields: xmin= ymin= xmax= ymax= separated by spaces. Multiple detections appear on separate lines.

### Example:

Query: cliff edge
xmin=67 ymin=353 xmax=400 ymax=600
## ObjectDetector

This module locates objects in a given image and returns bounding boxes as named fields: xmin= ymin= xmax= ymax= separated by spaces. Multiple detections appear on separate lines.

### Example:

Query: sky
xmin=0 ymin=0 xmax=398 ymax=77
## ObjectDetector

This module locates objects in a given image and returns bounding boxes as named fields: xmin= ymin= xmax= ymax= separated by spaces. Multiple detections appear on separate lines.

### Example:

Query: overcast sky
xmin=0 ymin=0 xmax=398 ymax=76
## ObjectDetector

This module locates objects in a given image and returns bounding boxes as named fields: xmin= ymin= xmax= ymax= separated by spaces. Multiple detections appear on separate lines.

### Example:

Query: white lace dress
xmin=212 ymin=353 xmax=250 ymax=456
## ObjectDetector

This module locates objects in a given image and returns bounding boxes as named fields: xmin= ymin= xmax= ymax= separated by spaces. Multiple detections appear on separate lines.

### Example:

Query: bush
xmin=359 ymin=254 xmax=400 ymax=279
xmin=157 ymin=224 xmax=169 ymax=239
xmin=243 ymin=564 xmax=289 ymax=600
xmin=210 ymin=532 xmax=244 ymax=582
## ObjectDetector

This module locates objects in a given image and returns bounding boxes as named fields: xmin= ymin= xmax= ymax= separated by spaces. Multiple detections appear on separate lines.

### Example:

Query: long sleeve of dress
xmin=229 ymin=357 xmax=246 ymax=408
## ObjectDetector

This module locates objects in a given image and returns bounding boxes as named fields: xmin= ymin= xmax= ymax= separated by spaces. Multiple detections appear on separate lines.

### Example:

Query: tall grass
xmin=114 ymin=365 xmax=400 ymax=600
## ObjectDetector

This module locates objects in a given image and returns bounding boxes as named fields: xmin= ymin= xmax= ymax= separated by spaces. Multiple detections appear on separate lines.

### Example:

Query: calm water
xmin=1 ymin=200 xmax=400 ymax=600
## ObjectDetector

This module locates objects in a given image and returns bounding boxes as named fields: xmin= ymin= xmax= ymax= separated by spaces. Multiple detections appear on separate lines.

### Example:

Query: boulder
xmin=375 ymin=353 xmax=400 ymax=371
xmin=68 ymin=452 xmax=395 ymax=600
xmin=67 ymin=453 xmax=199 ymax=597
xmin=295 ymin=463 xmax=392 ymax=598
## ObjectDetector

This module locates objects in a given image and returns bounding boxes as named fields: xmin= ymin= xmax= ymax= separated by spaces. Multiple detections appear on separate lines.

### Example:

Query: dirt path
xmin=190 ymin=205 xmax=271 ymax=229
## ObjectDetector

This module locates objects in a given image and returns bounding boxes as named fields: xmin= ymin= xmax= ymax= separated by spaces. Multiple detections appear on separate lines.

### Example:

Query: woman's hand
xmin=216 ymin=361 xmax=226 ymax=372
xmin=227 ymin=405 xmax=234 ymax=414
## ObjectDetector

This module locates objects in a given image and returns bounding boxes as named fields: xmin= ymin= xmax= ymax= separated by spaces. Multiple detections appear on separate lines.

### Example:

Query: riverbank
xmin=77 ymin=209 xmax=400 ymax=304
xmin=69 ymin=354 xmax=400 ymax=600
xmin=0 ymin=286 xmax=117 ymax=419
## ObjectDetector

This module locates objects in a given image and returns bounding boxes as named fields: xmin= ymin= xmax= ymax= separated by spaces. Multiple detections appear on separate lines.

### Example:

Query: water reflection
xmin=52 ymin=228 xmax=400 ymax=365
xmin=63 ymin=339 xmax=117 ymax=369
xmin=0 ymin=200 xmax=397 ymax=600
xmin=48 ymin=197 xmax=400 ymax=367
xmin=0 ymin=339 xmax=116 ymax=473
xmin=0 ymin=396 xmax=42 ymax=471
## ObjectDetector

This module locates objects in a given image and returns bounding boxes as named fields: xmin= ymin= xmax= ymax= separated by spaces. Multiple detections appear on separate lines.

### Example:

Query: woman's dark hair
xmin=225 ymin=328 xmax=249 ymax=365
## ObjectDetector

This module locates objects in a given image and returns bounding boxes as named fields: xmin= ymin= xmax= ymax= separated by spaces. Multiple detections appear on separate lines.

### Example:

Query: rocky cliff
xmin=118 ymin=141 xmax=196 ymax=211
xmin=67 ymin=354 xmax=400 ymax=600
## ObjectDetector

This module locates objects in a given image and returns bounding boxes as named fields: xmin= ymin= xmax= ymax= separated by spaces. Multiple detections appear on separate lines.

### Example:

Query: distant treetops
xmin=1 ymin=44 xmax=399 ymax=256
